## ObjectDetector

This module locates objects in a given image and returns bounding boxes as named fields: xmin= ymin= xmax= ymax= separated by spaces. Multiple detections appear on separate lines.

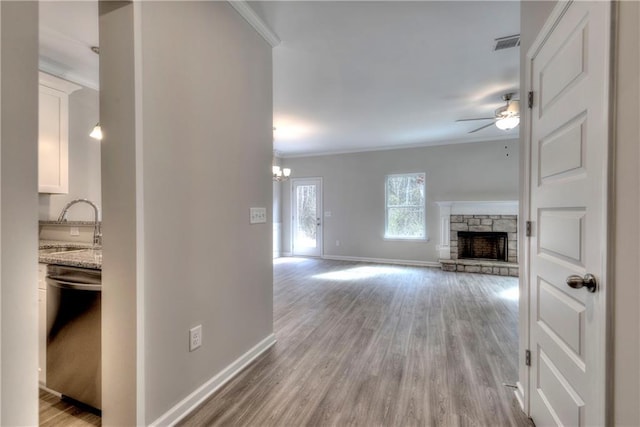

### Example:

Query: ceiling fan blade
xmin=469 ymin=122 xmax=497 ymax=134
xmin=455 ymin=117 xmax=496 ymax=122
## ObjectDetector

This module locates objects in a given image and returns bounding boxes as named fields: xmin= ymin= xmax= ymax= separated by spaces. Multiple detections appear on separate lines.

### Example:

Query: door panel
xmin=292 ymin=178 xmax=322 ymax=257
xmin=539 ymin=22 xmax=587 ymax=114
xmin=538 ymin=209 xmax=585 ymax=264
xmin=537 ymin=350 xmax=585 ymax=426
xmin=528 ymin=1 xmax=610 ymax=425
xmin=538 ymin=112 xmax=586 ymax=182
xmin=538 ymin=279 xmax=585 ymax=357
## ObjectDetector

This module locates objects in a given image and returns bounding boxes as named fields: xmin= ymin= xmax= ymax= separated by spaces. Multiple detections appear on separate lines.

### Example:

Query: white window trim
xmin=384 ymin=172 xmax=427 ymax=241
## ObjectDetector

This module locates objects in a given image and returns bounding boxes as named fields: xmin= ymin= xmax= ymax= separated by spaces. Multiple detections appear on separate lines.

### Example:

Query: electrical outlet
xmin=70 ymin=227 xmax=80 ymax=236
xmin=336 ymin=240 xmax=340 ymax=246
xmin=250 ymin=207 xmax=267 ymax=224
xmin=189 ymin=325 xmax=202 ymax=352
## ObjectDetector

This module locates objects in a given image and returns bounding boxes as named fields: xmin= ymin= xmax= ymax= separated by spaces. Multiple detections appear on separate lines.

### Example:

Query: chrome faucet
xmin=57 ymin=199 xmax=102 ymax=247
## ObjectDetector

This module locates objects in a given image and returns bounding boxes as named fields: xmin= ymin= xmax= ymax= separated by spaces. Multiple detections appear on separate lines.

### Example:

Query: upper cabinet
xmin=39 ymin=72 xmax=81 ymax=194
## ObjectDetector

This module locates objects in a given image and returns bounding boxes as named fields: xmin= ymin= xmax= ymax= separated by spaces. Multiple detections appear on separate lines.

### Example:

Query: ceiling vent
xmin=493 ymin=34 xmax=521 ymax=51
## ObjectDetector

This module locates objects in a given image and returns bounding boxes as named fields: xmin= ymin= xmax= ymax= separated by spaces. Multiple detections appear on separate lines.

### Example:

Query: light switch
xmin=324 ymin=211 xmax=332 ymax=217
xmin=250 ymin=207 xmax=267 ymax=224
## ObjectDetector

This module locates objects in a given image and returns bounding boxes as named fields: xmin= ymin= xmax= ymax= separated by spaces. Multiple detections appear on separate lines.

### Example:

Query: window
xmin=385 ymin=173 xmax=426 ymax=239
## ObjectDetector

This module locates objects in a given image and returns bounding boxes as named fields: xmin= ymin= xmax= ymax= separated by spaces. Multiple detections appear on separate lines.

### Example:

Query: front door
xmin=527 ymin=1 xmax=611 ymax=425
xmin=292 ymin=178 xmax=323 ymax=257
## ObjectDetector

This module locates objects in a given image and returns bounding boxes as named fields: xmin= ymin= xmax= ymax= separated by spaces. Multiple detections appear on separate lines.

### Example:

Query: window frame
xmin=384 ymin=172 xmax=427 ymax=241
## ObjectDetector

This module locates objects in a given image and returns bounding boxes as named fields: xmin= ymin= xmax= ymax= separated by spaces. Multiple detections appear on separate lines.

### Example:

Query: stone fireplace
xmin=436 ymin=201 xmax=518 ymax=277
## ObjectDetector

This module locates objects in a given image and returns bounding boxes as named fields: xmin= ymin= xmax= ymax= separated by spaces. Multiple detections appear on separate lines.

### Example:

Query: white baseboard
xmin=321 ymin=254 xmax=441 ymax=268
xmin=150 ymin=333 xmax=277 ymax=427
xmin=281 ymin=252 xmax=292 ymax=257
xmin=39 ymin=384 xmax=61 ymax=397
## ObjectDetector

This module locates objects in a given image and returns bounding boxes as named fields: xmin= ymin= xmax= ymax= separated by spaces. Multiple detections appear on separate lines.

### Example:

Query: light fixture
xmin=272 ymin=165 xmax=291 ymax=182
xmin=89 ymin=123 xmax=103 ymax=140
xmin=272 ymin=149 xmax=291 ymax=182
xmin=495 ymin=98 xmax=520 ymax=131
xmin=495 ymin=116 xmax=520 ymax=130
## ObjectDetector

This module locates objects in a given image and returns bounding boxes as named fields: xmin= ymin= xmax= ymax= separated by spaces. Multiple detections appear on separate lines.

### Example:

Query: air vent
xmin=493 ymin=34 xmax=521 ymax=51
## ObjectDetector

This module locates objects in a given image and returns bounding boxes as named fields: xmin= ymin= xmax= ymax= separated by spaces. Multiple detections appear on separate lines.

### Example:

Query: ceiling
xmin=249 ymin=1 xmax=521 ymax=156
xmin=38 ymin=1 xmax=521 ymax=156
xmin=39 ymin=1 xmax=99 ymax=90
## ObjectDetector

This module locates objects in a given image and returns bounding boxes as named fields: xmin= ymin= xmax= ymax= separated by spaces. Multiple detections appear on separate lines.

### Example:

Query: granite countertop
xmin=39 ymin=221 xmax=102 ymax=226
xmin=39 ymin=240 xmax=102 ymax=270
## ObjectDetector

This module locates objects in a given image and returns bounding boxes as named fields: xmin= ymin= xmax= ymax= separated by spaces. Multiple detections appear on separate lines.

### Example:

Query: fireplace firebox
xmin=457 ymin=231 xmax=508 ymax=262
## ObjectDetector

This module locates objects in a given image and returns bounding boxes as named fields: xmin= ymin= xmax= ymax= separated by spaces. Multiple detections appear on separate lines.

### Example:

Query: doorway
xmin=291 ymin=178 xmax=323 ymax=257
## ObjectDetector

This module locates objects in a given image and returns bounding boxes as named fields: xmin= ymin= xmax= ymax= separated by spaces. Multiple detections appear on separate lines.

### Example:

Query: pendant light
xmin=89 ymin=123 xmax=103 ymax=140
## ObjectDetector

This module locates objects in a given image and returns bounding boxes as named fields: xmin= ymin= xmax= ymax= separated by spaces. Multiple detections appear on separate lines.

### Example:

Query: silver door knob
xmin=566 ymin=273 xmax=597 ymax=293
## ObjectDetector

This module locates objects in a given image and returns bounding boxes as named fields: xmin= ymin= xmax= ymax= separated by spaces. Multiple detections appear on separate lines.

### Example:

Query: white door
xmin=527 ymin=1 xmax=611 ymax=425
xmin=292 ymin=178 xmax=323 ymax=257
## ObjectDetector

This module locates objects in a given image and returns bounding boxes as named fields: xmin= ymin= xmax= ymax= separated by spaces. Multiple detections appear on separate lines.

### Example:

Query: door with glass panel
xmin=292 ymin=178 xmax=322 ymax=257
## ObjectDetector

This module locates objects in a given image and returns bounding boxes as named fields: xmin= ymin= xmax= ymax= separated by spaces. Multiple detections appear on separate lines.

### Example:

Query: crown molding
xmin=39 ymin=64 xmax=98 ymax=91
xmin=279 ymin=135 xmax=519 ymax=159
xmin=39 ymin=70 xmax=83 ymax=94
xmin=228 ymin=1 xmax=280 ymax=48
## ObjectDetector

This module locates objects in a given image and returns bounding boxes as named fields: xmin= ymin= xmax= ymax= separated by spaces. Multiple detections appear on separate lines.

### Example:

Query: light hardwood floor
xmin=39 ymin=389 xmax=101 ymax=427
xmin=180 ymin=258 xmax=532 ymax=426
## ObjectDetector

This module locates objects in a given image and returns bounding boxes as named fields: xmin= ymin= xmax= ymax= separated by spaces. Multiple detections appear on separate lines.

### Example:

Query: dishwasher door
xmin=46 ymin=265 xmax=101 ymax=411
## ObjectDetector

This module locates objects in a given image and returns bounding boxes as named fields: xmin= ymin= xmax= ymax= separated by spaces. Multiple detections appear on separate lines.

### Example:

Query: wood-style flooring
xmin=39 ymin=389 xmax=101 ymax=426
xmin=180 ymin=258 xmax=532 ymax=426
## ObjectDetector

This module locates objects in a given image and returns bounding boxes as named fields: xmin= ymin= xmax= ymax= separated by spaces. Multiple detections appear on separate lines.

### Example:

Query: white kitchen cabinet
xmin=38 ymin=263 xmax=47 ymax=385
xmin=38 ymin=72 xmax=81 ymax=194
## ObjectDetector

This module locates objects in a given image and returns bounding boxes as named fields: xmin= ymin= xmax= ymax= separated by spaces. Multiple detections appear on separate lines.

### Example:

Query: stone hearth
xmin=440 ymin=258 xmax=519 ymax=276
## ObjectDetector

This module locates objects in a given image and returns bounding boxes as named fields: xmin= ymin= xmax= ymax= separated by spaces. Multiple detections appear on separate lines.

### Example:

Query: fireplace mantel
xmin=435 ymin=201 xmax=518 ymax=259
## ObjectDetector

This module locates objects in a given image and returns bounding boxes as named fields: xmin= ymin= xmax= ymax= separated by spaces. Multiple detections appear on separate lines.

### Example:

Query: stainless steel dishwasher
xmin=46 ymin=264 xmax=101 ymax=411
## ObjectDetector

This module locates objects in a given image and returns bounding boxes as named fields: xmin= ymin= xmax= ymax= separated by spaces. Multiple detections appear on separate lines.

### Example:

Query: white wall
xmin=100 ymin=1 xmax=273 ymax=424
xmin=281 ymin=139 xmax=519 ymax=263
xmin=39 ymin=85 xmax=101 ymax=221
xmin=0 ymin=1 xmax=39 ymax=425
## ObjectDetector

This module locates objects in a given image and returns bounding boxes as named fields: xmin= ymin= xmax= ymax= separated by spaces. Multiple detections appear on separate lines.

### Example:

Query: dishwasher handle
xmin=47 ymin=278 xmax=102 ymax=292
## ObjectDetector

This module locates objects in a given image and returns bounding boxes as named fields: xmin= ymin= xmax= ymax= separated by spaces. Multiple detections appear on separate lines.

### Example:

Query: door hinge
xmin=525 ymin=349 xmax=531 ymax=366
xmin=528 ymin=91 xmax=534 ymax=109
xmin=526 ymin=221 xmax=533 ymax=237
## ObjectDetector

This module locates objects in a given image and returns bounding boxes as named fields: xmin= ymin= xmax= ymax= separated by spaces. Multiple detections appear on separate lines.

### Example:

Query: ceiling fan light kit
xmin=456 ymin=93 xmax=521 ymax=133
xmin=495 ymin=116 xmax=520 ymax=130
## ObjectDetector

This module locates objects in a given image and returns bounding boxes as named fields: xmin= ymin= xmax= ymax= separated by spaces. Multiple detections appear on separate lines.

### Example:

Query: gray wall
xmin=140 ymin=2 xmax=273 ymax=420
xmin=39 ymin=86 xmax=101 ymax=221
xmin=99 ymin=2 xmax=139 ymax=424
xmin=612 ymin=1 xmax=640 ymax=423
xmin=0 ymin=1 xmax=39 ymax=424
xmin=281 ymin=139 xmax=519 ymax=263
xmin=520 ymin=1 xmax=640 ymax=424
xmin=101 ymin=2 xmax=273 ymax=423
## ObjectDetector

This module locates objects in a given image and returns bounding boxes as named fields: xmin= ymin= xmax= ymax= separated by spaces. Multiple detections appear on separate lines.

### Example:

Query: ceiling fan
xmin=456 ymin=93 xmax=520 ymax=133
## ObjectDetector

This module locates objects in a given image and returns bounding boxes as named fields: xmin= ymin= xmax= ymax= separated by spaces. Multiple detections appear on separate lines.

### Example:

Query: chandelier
xmin=272 ymin=151 xmax=291 ymax=182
